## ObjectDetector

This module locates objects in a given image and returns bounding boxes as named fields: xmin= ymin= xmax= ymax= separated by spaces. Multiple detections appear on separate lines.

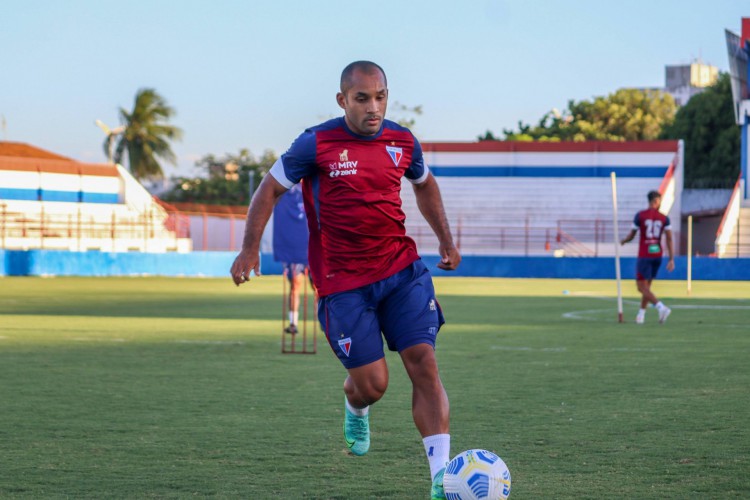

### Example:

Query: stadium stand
xmin=148 ymin=140 xmax=684 ymax=258
xmin=4 ymin=139 xmax=680 ymax=258
xmin=0 ymin=142 xmax=191 ymax=252
xmin=401 ymin=141 xmax=683 ymax=257
xmin=715 ymin=175 xmax=750 ymax=257
xmin=721 ymin=16 xmax=750 ymax=257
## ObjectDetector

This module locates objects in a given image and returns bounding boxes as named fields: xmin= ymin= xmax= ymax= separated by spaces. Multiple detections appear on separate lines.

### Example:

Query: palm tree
xmin=108 ymin=88 xmax=183 ymax=180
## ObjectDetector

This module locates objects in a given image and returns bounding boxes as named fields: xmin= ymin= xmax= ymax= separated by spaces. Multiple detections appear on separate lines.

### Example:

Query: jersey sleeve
xmin=632 ymin=212 xmax=641 ymax=231
xmin=664 ymin=215 xmax=672 ymax=230
xmin=269 ymin=129 xmax=318 ymax=188
xmin=404 ymin=134 xmax=430 ymax=184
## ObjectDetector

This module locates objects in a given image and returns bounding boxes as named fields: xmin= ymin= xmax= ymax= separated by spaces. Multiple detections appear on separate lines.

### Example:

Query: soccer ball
xmin=443 ymin=449 xmax=511 ymax=500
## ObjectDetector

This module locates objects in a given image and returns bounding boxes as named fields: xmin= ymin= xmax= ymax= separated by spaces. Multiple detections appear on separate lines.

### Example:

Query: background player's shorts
xmin=636 ymin=257 xmax=662 ymax=281
xmin=283 ymin=262 xmax=307 ymax=282
xmin=318 ymin=259 xmax=445 ymax=369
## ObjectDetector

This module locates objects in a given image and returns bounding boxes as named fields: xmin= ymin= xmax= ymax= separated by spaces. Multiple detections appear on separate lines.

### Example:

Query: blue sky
xmin=1 ymin=0 xmax=747 ymax=177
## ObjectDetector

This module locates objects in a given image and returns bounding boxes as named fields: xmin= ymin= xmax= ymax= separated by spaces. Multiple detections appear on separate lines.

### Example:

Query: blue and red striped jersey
xmin=632 ymin=208 xmax=671 ymax=258
xmin=269 ymin=117 xmax=428 ymax=297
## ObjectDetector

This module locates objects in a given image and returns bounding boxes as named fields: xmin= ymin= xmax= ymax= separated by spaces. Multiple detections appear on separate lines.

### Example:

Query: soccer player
xmin=620 ymin=190 xmax=675 ymax=324
xmin=272 ymin=184 xmax=311 ymax=334
xmin=230 ymin=61 xmax=460 ymax=499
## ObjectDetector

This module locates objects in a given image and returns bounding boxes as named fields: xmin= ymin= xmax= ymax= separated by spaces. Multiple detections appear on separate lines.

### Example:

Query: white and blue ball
xmin=443 ymin=449 xmax=511 ymax=500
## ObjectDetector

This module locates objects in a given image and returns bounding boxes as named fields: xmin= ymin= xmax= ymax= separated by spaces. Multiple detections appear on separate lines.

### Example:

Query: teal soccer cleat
xmin=343 ymin=402 xmax=370 ymax=456
xmin=430 ymin=467 xmax=446 ymax=499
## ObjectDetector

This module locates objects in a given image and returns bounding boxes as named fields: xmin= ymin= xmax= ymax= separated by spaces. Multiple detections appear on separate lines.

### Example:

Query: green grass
xmin=0 ymin=276 xmax=749 ymax=499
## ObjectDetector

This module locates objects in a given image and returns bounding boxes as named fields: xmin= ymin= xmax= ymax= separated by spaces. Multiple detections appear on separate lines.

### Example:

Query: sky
xmin=1 ymin=0 xmax=747 ymax=178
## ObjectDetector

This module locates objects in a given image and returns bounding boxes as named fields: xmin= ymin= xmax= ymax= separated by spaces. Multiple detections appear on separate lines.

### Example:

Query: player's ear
xmin=336 ymin=92 xmax=346 ymax=110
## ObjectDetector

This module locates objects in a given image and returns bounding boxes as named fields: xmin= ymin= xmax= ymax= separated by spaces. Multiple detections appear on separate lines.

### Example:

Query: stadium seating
xmin=400 ymin=141 xmax=683 ymax=257
xmin=715 ymin=177 xmax=750 ymax=257
xmin=2 ymin=140 xmax=682 ymax=258
xmin=0 ymin=142 xmax=191 ymax=253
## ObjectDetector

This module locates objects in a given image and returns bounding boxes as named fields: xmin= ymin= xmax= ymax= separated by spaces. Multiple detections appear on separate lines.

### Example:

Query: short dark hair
xmin=340 ymin=61 xmax=387 ymax=93
xmin=647 ymin=190 xmax=661 ymax=202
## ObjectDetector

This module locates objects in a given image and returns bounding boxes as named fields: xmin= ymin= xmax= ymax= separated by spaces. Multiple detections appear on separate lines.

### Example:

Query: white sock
xmin=289 ymin=310 xmax=298 ymax=325
xmin=345 ymin=397 xmax=369 ymax=416
xmin=655 ymin=302 xmax=665 ymax=310
xmin=423 ymin=434 xmax=451 ymax=480
xmin=637 ymin=308 xmax=646 ymax=316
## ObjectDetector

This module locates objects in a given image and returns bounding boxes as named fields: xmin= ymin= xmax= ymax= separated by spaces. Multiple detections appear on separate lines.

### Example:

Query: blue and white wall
xmin=3 ymin=249 xmax=749 ymax=281
xmin=0 ymin=158 xmax=122 ymax=204
xmin=401 ymin=141 xmax=683 ymax=257
xmin=0 ymin=147 xmax=191 ymax=253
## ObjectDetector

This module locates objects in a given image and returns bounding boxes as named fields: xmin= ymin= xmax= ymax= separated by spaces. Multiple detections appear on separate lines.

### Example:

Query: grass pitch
xmin=0 ymin=275 xmax=748 ymax=499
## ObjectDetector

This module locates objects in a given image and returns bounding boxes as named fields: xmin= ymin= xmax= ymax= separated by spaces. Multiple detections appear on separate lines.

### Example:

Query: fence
xmin=0 ymin=203 xmax=191 ymax=253
xmin=6 ymin=203 xmax=745 ymax=258
xmin=167 ymin=209 xmax=633 ymax=257
xmin=406 ymin=218 xmax=638 ymax=257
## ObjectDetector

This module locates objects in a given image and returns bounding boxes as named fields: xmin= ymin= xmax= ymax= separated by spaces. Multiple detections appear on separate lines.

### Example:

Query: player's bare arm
xmin=412 ymin=173 xmax=461 ymax=271
xmin=621 ymin=229 xmax=636 ymax=245
xmin=230 ymin=175 xmax=288 ymax=286
xmin=665 ymin=229 xmax=675 ymax=272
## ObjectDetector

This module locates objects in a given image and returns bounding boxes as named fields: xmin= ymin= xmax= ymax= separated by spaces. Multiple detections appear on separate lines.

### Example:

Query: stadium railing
xmin=405 ymin=218 xmax=637 ymax=257
xmin=0 ymin=200 xmax=192 ymax=253
xmin=715 ymin=175 xmax=750 ymax=257
xmin=157 ymin=202 xmax=248 ymax=252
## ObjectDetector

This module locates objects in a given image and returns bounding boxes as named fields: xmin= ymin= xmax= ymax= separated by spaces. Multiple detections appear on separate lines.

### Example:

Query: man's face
xmin=650 ymin=196 xmax=662 ymax=210
xmin=337 ymin=68 xmax=388 ymax=136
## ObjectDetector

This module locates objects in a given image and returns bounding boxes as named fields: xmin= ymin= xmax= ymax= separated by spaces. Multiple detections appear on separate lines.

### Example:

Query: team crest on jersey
xmin=385 ymin=146 xmax=403 ymax=167
xmin=338 ymin=337 xmax=352 ymax=357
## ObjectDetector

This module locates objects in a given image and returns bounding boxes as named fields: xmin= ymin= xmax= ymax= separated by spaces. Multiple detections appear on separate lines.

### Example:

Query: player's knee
xmin=346 ymin=370 xmax=388 ymax=405
xmin=350 ymin=384 xmax=386 ymax=406
xmin=362 ymin=373 xmax=388 ymax=403
xmin=360 ymin=387 xmax=386 ymax=406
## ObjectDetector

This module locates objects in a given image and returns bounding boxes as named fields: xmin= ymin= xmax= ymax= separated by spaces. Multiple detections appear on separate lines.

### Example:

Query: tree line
xmin=480 ymin=73 xmax=739 ymax=189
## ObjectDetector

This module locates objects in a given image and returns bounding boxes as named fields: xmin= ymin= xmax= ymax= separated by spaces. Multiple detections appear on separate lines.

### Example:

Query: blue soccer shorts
xmin=636 ymin=257 xmax=662 ymax=281
xmin=318 ymin=259 xmax=445 ymax=369
xmin=283 ymin=262 xmax=308 ymax=282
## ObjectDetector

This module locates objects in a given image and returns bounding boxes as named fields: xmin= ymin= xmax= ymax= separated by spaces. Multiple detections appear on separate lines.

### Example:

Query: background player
xmin=620 ymin=190 xmax=675 ymax=324
xmin=230 ymin=61 xmax=461 ymax=499
xmin=272 ymin=183 xmax=311 ymax=334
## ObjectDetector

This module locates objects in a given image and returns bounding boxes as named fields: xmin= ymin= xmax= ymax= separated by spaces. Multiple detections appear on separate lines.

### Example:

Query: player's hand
xmin=230 ymin=249 xmax=261 ymax=286
xmin=437 ymin=243 xmax=461 ymax=271
xmin=666 ymin=259 xmax=675 ymax=272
